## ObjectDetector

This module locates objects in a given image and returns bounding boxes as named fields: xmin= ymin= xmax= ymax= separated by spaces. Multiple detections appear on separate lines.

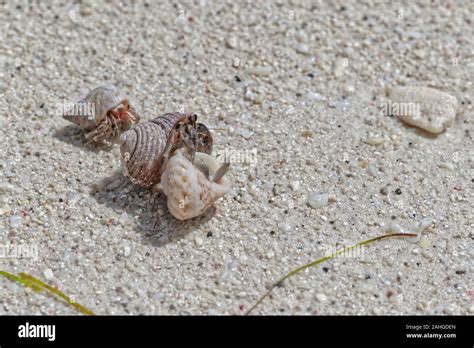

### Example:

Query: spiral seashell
xmin=63 ymin=85 xmax=140 ymax=143
xmin=119 ymin=112 xmax=214 ymax=188
xmin=161 ymin=149 xmax=231 ymax=220
xmin=120 ymin=112 xmax=194 ymax=187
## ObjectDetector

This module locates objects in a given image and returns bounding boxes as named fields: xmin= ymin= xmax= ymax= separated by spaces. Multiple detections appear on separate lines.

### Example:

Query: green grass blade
xmin=245 ymin=232 xmax=417 ymax=315
xmin=0 ymin=270 xmax=43 ymax=292
xmin=19 ymin=273 xmax=95 ymax=316
xmin=0 ymin=270 xmax=95 ymax=315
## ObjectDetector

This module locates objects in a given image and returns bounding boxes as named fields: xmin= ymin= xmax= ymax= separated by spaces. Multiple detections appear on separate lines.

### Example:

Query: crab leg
xmin=211 ymin=162 xmax=230 ymax=183
xmin=159 ymin=126 xmax=181 ymax=177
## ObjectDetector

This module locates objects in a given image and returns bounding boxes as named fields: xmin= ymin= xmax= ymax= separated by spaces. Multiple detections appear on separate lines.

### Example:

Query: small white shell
xmin=161 ymin=149 xmax=230 ymax=220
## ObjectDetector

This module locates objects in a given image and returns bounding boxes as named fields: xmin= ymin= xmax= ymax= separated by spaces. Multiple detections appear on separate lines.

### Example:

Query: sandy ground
xmin=0 ymin=0 xmax=473 ymax=315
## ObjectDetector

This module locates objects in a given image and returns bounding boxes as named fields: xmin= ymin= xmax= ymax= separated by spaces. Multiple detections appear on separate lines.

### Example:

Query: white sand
xmin=0 ymin=0 xmax=472 ymax=315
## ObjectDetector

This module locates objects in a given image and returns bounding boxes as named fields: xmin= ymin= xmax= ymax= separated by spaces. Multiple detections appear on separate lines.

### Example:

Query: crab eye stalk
xmin=189 ymin=113 xmax=198 ymax=124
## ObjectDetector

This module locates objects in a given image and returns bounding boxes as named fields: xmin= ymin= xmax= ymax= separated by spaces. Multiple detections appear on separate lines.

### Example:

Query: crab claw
xmin=123 ymin=100 xmax=140 ymax=127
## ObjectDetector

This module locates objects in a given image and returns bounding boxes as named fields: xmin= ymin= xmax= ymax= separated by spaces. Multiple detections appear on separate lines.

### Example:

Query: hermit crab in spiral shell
xmin=62 ymin=85 xmax=140 ymax=144
xmin=119 ymin=112 xmax=209 ymax=187
xmin=119 ymin=112 xmax=231 ymax=220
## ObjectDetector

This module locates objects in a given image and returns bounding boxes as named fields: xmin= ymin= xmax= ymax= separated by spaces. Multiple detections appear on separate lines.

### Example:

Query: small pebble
xmin=335 ymin=99 xmax=350 ymax=110
xmin=372 ymin=307 xmax=382 ymax=315
xmin=247 ymin=66 xmax=272 ymax=76
xmin=421 ymin=250 xmax=433 ymax=260
xmin=67 ymin=191 xmax=81 ymax=204
xmin=295 ymin=31 xmax=308 ymax=42
xmin=43 ymin=269 xmax=54 ymax=281
xmin=315 ymin=293 xmax=327 ymax=302
xmin=387 ymin=86 xmax=458 ymax=133
xmin=333 ymin=58 xmax=347 ymax=78
xmin=390 ymin=294 xmax=404 ymax=306
xmin=277 ymin=222 xmax=292 ymax=233
xmin=289 ymin=181 xmax=300 ymax=191
xmin=80 ymin=4 xmax=93 ymax=16
xmin=0 ymin=205 xmax=11 ymax=216
xmin=240 ymin=130 xmax=253 ymax=139
xmin=357 ymin=159 xmax=368 ymax=169
xmin=367 ymin=163 xmax=378 ymax=177
xmin=328 ymin=194 xmax=337 ymax=203
xmin=308 ymin=193 xmax=329 ymax=209
xmin=296 ymin=43 xmax=310 ymax=55
xmin=0 ymin=182 xmax=15 ymax=192
xmin=406 ymin=31 xmax=422 ymax=39
xmin=123 ymin=245 xmax=131 ymax=257
xmin=225 ymin=36 xmax=238 ymax=49
xmin=343 ymin=84 xmax=355 ymax=95
xmin=387 ymin=222 xmax=404 ymax=234
xmin=9 ymin=215 xmax=22 ymax=228
xmin=366 ymin=137 xmax=384 ymax=146
xmin=417 ymin=301 xmax=427 ymax=311
xmin=244 ymin=90 xmax=263 ymax=104
xmin=327 ymin=100 xmax=338 ymax=108
xmin=438 ymin=162 xmax=455 ymax=171
xmin=194 ymin=236 xmax=204 ymax=247
xmin=442 ymin=305 xmax=456 ymax=315
xmin=305 ymin=91 xmax=323 ymax=102
xmin=419 ymin=237 xmax=431 ymax=248
xmin=413 ymin=49 xmax=426 ymax=59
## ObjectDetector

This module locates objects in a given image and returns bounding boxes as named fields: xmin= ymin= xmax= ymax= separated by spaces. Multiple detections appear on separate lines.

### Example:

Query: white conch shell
xmin=161 ymin=149 xmax=231 ymax=220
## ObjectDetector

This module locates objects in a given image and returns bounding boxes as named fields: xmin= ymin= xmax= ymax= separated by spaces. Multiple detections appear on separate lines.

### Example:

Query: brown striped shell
xmin=119 ymin=112 xmax=200 ymax=187
xmin=63 ymin=85 xmax=140 ymax=143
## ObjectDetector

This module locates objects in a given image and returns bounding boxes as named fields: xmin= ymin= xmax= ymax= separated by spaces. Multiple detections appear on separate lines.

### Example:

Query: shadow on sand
xmin=90 ymin=171 xmax=215 ymax=247
xmin=53 ymin=125 xmax=115 ymax=152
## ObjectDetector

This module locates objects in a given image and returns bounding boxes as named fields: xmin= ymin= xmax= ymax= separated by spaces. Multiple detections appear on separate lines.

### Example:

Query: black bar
xmin=0 ymin=316 xmax=472 ymax=345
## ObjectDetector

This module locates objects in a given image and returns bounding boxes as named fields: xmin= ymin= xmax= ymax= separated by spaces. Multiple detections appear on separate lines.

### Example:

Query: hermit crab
xmin=161 ymin=146 xmax=231 ymax=220
xmin=63 ymin=85 xmax=140 ymax=144
xmin=119 ymin=112 xmax=213 ymax=188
